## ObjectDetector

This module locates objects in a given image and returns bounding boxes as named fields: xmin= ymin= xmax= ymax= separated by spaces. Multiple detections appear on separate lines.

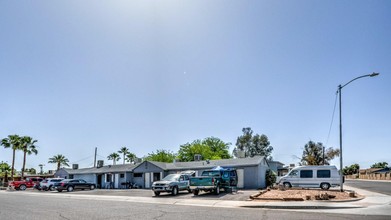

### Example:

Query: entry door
xmin=145 ymin=173 xmax=150 ymax=188
xmin=237 ymin=169 xmax=244 ymax=188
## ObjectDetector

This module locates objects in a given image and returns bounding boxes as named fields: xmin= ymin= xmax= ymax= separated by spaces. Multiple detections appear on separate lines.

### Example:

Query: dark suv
xmin=54 ymin=179 xmax=96 ymax=192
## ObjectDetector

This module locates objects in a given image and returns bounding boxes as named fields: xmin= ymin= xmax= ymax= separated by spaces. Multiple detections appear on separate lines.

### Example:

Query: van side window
xmin=300 ymin=170 xmax=313 ymax=178
xmin=317 ymin=170 xmax=331 ymax=178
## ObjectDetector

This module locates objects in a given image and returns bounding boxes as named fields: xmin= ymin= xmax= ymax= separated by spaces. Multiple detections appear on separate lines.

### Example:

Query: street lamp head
xmin=370 ymin=72 xmax=380 ymax=77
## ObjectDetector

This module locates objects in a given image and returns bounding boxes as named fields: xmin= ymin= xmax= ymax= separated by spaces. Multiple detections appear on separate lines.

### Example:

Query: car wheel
xmin=154 ymin=191 xmax=160 ymax=196
xmin=57 ymin=189 xmax=62 ymax=192
xmin=49 ymin=185 xmax=54 ymax=191
xmin=283 ymin=182 xmax=292 ymax=189
xmin=193 ymin=189 xmax=199 ymax=196
xmin=171 ymin=186 xmax=178 ymax=196
xmin=19 ymin=185 xmax=27 ymax=191
xmin=188 ymin=188 xmax=192 ymax=193
xmin=214 ymin=185 xmax=220 ymax=195
xmin=67 ymin=186 xmax=74 ymax=192
xmin=90 ymin=185 xmax=95 ymax=190
xmin=320 ymin=183 xmax=330 ymax=190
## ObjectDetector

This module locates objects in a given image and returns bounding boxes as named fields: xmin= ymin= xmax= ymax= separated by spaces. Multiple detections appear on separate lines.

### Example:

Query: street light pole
xmin=338 ymin=72 xmax=379 ymax=192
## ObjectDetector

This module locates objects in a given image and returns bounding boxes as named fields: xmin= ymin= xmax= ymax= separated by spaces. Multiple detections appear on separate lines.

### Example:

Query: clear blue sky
xmin=1 ymin=1 xmax=390 ymax=171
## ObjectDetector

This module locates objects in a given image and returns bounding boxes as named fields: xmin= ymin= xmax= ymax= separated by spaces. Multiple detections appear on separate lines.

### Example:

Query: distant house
xmin=360 ymin=167 xmax=391 ymax=175
xmin=132 ymin=156 xmax=270 ymax=189
xmin=55 ymin=163 xmax=137 ymax=189
xmin=267 ymin=160 xmax=289 ymax=176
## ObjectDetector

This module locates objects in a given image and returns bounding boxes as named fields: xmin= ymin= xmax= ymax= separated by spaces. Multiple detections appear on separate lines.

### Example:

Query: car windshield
xmin=162 ymin=174 xmax=180 ymax=181
xmin=201 ymin=171 xmax=220 ymax=177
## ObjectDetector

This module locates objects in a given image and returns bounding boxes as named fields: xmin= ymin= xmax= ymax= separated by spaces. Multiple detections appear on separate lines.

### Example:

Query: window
xmin=317 ymin=170 xmax=331 ymax=178
xmin=133 ymin=173 xmax=142 ymax=178
xmin=69 ymin=175 xmax=74 ymax=179
xmin=230 ymin=171 xmax=237 ymax=177
xmin=120 ymin=173 xmax=125 ymax=178
xmin=184 ymin=175 xmax=189 ymax=181
xmin=289 ymin=170 xmax=298 ymax=177
xmin=300 ymin=170 xmax=313 ymax=178
xmin=179 ymin=176 xmax=184 ymax=181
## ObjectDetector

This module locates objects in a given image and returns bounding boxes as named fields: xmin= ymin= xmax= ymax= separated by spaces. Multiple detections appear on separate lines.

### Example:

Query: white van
xmin=278 ymin=165 xmax=341 ymax=190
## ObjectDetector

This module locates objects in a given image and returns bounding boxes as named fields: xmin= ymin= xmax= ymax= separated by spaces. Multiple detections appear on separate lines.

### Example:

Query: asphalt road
xmin=20 ymin=188 xmax=257 ymax=201
xmin=0 ymin=192 xmax=388 ymax=220
xmin=345 ymin=179 xmax=391 ymax=196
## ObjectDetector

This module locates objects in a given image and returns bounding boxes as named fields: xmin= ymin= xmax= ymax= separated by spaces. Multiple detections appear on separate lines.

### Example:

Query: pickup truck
xmin=189 ymin=167 xmax=238 ymax=195
xmin=151 ymin=171 xmax=196 ymax=196
xmin=8 ymin=177 xmax=43 ymax=190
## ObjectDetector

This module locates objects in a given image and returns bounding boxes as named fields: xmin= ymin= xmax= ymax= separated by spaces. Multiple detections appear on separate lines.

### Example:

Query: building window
xmin=133 ymin=173 xmax=142 ymax=178
xmin=69 ymin=175 xmax=74 ymax=179
xmin=317 ymin=170 xmax=331 ymax=178
xmin=120 ymin=173 xmax=125 ymax=178
xmin=300 ymin=170 xmax=313 ymax=178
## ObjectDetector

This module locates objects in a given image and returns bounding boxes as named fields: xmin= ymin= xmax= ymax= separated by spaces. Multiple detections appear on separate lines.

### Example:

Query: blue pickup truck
xmin=189 ymin=167 xmax=238 ymax=195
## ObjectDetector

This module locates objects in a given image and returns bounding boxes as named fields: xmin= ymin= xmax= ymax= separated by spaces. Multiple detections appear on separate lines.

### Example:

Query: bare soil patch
xmin=251 ymin=188 xmax=363 ymax=202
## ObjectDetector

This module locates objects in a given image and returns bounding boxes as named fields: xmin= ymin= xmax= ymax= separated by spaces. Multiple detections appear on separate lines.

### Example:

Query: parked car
xmin=151 ymin=171 xmax=196 ymax=196
xmin=190 ymin=167 xmax=237 ymax=195
xmin=8 ymin=177 xmax=43 ymax=191
xmin=278 ymin=165 xmax=341 ymax=190
xmin=54 ymin=179 xmax=96 ymax=192
xmin=40 ymin=178 xmax=64 ymax=191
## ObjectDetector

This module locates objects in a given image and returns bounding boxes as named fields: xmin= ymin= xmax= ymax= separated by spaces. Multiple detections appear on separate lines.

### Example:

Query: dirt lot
xmin=252 ymin=188 xmax=364 ymax=202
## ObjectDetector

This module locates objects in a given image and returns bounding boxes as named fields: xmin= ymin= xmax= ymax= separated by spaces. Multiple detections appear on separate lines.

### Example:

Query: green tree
xmin=1 ymin=135 xmax=22 ymax=179
xmin=118 ymin=147 xmax=129 ymax=164
xmin=343 ymin=164 xmax=360 ymax=175
xmin=300 ymin=141 xmax=340 ymax=165
xmin=370 ymin=162 xmax=388 ymax=169
xmin=48 ymin=154 xmax=70 ymax=170
xmin=107 ymin=152 xmax=121 ymax=165
xmin=144 ymin=149 xmax=176 ymax=163
xmin=233 ymin=128 xmax=273 ymax=159
xmin=177 ymin=137 xmax=232 ymax=162
xmin=125 ymin=152 xmax=137 ymax=164
xmin=0 ymin=161 xmax=12 ymax=183
xmin=26 ymin=168 xmax=37 ymax=174
xmin=20 ymin=136 xmax=38 ymax=178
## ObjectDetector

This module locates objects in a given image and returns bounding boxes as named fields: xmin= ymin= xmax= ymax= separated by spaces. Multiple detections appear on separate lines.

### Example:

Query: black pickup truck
xmin=189 ymin=167 xmax=237 ymax=195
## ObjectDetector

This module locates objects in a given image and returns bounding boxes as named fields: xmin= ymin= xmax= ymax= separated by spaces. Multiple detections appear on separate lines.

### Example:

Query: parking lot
xmin=12 ymin=188 xmax=256 ymax=201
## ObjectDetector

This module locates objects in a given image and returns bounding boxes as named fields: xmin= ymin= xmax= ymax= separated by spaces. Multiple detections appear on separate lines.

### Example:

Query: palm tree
xmin=1 ymin=135 xmax=22 ymax=179
xmin=48 ymin=154 xmax=70 ymax=171
xmin=20 ymin=136 xmax=38 ymax=178
xmin=107 ymin=153 xmax=120 ymax=165
xmin=125 ymin=152 xmax=137 ymax=164
xmin=118 ymin=147 xmax=129 ymax=164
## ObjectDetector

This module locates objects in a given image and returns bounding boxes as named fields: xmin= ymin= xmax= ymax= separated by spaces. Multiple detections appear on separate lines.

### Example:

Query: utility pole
xmin=94 ymin=147 xmax=97 ymax=168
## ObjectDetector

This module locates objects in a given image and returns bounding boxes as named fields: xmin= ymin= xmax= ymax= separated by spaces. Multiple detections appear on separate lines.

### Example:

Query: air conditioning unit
xmin=97 ymin=160 xmax=104 ymax=168
xmin=194 ymin=154 xmax=202 ymax=161
xmin=72 ymin=164 xmax=79 ymax=170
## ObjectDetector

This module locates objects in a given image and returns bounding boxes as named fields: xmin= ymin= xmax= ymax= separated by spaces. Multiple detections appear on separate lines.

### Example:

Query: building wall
xmin=132 ymin=162 xmax=165 ymax=188
xmin=54 ymin=169 xmax=69 ymax=179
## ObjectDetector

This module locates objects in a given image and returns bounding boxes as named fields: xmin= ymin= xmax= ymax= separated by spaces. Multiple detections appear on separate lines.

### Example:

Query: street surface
xmin=0 ymin=191 xmax=388 ymax=220
xmin=345 ymin=179 xmax=391 ymax=196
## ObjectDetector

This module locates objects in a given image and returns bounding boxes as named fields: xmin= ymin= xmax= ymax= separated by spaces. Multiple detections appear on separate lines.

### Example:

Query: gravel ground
xmin=254 ymin=188 xmax=363 ymax=201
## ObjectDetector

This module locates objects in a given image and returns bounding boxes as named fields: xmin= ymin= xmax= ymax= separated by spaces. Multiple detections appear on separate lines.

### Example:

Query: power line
xmin=325 ymin=92 xmax=338 ymax=146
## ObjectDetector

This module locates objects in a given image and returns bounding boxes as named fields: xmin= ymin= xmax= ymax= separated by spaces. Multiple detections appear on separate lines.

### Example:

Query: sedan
xmin=55 ymin=179 xmax=96 ymax=192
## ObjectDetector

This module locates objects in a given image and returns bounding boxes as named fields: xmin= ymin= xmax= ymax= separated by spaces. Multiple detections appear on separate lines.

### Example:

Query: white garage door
xmin=237 ymin=169 xmax=244 ymax=188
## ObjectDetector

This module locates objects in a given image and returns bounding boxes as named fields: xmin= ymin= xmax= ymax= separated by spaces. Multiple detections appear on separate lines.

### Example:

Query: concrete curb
xmin=240 ymin=204 xmax=362 ymax=210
